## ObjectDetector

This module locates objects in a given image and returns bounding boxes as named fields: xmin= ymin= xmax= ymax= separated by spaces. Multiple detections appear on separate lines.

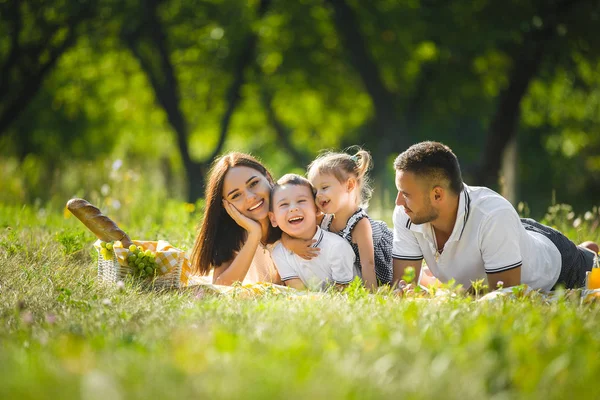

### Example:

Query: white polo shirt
xmin=392 ymin=184 xmax=561 ymax=291
xmin=272 ymin=226 xmax=359 ymax=291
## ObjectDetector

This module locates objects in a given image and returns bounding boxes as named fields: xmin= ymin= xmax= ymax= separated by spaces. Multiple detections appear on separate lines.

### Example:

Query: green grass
xmin=1 ymin=201 xmax=600 ymax=399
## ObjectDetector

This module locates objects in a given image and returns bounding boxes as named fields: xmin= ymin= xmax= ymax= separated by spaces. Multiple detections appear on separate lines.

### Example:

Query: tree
xmin=0 ymin=0 xmax=97 ymax=142
xmin=121 ymin=0 xmax=272 ymax=201
xmin=476 ymin=0 xmax=595 ymax=188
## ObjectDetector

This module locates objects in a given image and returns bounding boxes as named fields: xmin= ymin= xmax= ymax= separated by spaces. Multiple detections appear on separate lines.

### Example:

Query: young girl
xmin=286 ymin=149 xmax=394 ymax=290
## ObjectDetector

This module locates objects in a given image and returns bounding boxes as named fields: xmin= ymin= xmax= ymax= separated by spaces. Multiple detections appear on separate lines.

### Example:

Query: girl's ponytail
xmin=354 ymin=149 xmax=372 ymax=181
xmin=352 ymin=149 xmax=373 ymax=208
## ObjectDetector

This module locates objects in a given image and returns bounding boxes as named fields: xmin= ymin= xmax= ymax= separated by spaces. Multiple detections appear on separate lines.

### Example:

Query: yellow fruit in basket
xmin=100 ymin=248 xmax=110 ymax=259
xmin=137 ymin=246 xmax=144 ymax=253
xmin=106 ymin=242 xmax=113 ymax=250
xmin=129 ymin=244 xmax=137 ymax=252
xmin=101 ymin=242 xmax=107 ymax=249
xmin=145 ymin=249 xmax=152 ymax=257
xmin=587 ymin=268 xmax=600 ymax=289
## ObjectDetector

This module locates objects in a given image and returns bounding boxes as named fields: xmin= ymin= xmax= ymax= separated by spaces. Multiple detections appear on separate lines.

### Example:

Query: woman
xmin=191 ymin=152 xmax=282 ymax=285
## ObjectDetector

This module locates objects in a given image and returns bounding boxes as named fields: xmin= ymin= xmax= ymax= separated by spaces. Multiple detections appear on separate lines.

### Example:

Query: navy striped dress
xmin=321 ymin=209 xmax=394 ymax=285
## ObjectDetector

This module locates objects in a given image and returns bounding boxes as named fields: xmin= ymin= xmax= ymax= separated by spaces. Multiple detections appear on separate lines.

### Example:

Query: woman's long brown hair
xmin=191 ymin=152 xmax=281 ymax=275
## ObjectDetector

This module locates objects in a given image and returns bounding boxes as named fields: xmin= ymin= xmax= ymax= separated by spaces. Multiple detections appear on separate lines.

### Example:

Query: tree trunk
xmin=500 ymin=135 xmax=518 ymax=205
xmin=124 ymin=0 xmax=272 ymax=202
xmin=324 ymin=0 xmax=406 ymax=153
xmin=476 ymin=43 xmax=546 ymax=189
xmin=477 ymin=0 xmax=581 ymax=188
xmin=0 ymin=3 xmax=93 ymax=138
xmin=260 ymin=88 xmax=310 ymax=167
xmin=208 ymin=0 xmax=272 ymax=163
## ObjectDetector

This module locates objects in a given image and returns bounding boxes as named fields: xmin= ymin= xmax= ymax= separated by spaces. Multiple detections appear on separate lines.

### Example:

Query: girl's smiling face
xmin=310 ymin=173 xmax=350 ymax=214
xmin=222 ymin=166 xmax=272 ymax=221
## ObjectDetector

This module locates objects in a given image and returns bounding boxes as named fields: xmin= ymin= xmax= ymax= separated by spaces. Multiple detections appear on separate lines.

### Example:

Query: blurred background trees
xmin=1 ymin=0 xmax=599 ymax=218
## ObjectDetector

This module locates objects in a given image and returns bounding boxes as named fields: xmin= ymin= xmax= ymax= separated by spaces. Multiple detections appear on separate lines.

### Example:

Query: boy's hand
xmin=282 ymin=234 xmax=320 ymax=260
xmin=393 ymin=280 xmax=415 ymax=297
xmin=293 ymin=239 xmax=320 ymax=260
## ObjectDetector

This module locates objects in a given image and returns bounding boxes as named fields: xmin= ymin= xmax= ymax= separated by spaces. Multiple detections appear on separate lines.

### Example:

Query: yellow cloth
xmin=186 ymin=275 xmax=300 ymax=297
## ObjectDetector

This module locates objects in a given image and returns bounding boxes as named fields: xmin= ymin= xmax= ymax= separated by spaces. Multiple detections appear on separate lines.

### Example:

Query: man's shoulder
xmin=465 ymin=184 xmax=517 ymax=218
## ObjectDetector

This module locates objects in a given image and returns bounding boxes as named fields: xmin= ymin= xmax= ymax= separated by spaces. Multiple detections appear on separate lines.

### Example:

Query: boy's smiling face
xmin=269 ymin=184 xmax=318 ymax=240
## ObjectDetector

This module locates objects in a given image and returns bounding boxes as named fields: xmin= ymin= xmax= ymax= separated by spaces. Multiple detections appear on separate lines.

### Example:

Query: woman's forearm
xmin=213 ymin=233 xmax=260 ymax=285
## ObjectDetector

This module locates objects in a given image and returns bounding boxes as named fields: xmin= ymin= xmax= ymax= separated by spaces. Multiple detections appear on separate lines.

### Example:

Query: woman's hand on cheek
xmin=222 ymin=199 xmax=262 ymax=237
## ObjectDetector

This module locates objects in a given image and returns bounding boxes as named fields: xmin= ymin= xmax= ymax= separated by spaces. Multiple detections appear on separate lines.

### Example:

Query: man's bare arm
xmin=487 ymin=265 xmax=521 ymax=290
xmin=392 ymin=258 xmax=423 ymax=287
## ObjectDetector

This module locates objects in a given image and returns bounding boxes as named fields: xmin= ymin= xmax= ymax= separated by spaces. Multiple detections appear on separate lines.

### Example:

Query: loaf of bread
xmin=66 ymin=198 xmax=133 ymax=247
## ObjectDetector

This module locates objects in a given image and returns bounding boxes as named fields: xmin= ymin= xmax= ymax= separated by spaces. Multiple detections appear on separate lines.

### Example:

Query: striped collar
xmin=456 ymin=185 xmax=471 ymax=240
xmin=310 ymin=226 xmax=325 ymax=248
xmin=406 ymin=185 xmax=471 ymax=242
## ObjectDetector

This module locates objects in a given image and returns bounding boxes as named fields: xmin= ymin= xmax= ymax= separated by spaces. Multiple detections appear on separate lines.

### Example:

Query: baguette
xmin=66 ymin=198 xmax=133 ymax=247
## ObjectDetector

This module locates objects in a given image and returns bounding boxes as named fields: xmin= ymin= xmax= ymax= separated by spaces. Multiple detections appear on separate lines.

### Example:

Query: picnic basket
xmin=94 ymin=239 xmax=191 ymax=289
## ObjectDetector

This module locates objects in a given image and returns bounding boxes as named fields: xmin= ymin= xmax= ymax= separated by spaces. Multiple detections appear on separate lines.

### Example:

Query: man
xmin=392 ymin=141 xmax=598 ymax=291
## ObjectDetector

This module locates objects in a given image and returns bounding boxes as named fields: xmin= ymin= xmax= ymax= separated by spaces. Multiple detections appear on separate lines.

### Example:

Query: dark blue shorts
xmin=521 ymin=218 xmax=596 ymax=289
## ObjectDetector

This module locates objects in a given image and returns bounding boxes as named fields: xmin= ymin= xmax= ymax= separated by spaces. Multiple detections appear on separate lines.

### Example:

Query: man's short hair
xmin=270 ymin=174 xmax=316 ymax=210
xmin=394 ymin=141 xmax=464 ymax=194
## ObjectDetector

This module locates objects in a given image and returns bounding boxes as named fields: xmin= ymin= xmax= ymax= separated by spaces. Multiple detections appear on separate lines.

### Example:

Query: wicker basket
xmin=96 ymin=247 xmax=183 ymax=290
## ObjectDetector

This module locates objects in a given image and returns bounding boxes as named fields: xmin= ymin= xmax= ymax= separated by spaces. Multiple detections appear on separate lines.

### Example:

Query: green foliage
xmin=541 ymin=204 xmax=600 ymax=245
xmin=0 ymin=228 xmax=23 ymax=256
xmin=342 ymin=276 xmax=369 ymax=300
xmin=55 ymin=230 xmax=87 ymax=255
xmin=1 ymin=0 xmax=600 ymax=213
xmin=401 ymin=266 xmax=416 ymax=284
xmin=471 ymin=278 xmax=489 ymax=299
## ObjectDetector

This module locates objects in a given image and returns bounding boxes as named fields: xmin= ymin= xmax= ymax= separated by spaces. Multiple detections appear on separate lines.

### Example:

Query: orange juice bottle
xmin=587 ymin=254 xmax=600 ymax=289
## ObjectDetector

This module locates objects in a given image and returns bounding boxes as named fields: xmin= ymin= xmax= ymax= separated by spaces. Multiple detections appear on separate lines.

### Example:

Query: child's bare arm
xmin=280 ymin=232 xmax=320 ymax=260
xmin=353 ymin=218 xmax=378 ymax=291
xmin=284 ymin=278 xmax=307 ymax=290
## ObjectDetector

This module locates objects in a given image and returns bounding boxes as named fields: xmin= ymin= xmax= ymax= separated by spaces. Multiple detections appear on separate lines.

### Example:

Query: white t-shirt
xmin=392 ymin=184 xmax=561 ymax=291
xmin=272 ymin=226 xmax=359 ymax=290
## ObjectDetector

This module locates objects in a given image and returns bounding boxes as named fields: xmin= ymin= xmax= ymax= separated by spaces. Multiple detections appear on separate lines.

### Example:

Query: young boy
xmin=269 ymin=174 xmax=360 ymax=291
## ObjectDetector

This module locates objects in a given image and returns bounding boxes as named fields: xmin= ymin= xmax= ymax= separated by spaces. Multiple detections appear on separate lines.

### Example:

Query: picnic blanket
xmin=186 ymin=274 xmax=305 ymax=298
